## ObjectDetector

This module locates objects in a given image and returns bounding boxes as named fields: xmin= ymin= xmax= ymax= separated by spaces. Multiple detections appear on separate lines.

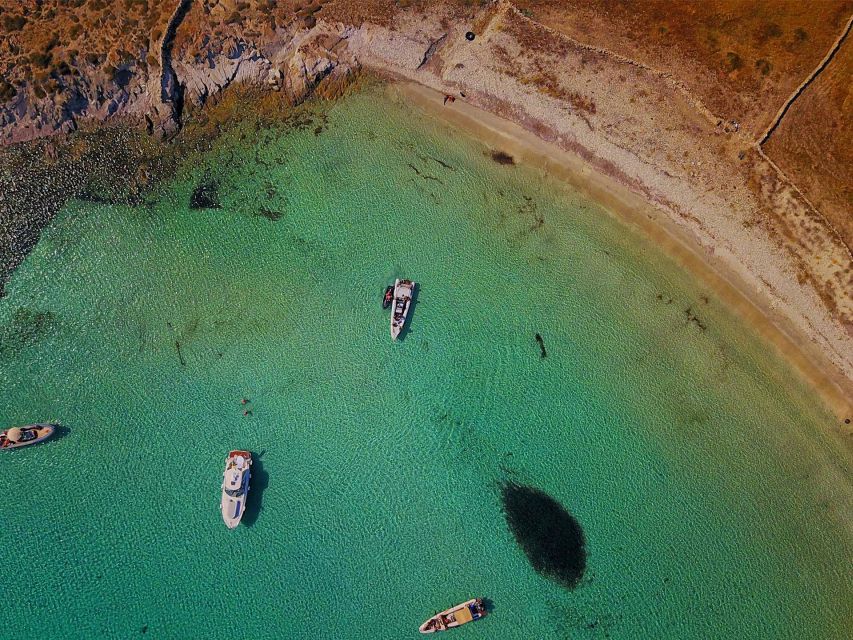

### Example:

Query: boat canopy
xmin=455 ymin=607 xmax=473 ymax=624
xmin=226 ymin=469 xmax=243 ymax=487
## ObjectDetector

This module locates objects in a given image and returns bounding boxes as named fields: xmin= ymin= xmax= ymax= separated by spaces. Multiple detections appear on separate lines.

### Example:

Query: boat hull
xmin=1 ymin=424 xmax=56 ymax=450
xmin=391 ymin=278 xmax=415 ymax=340
xmin=419 ymin=598 xmax=486 ymax=633
xmin=220 ymin=450 xmax=252 ymax=528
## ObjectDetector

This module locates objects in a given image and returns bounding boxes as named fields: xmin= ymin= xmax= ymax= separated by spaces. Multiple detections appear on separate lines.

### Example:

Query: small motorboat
xmin=220 ymin=450 xmax=252 ymax=528
xmin=382 ymin=285 xmax=394 ymax=309
xmin=1 ymin=424 xmax=56 ymax=450
xmin=391 ymin=278 xmax=415 ymax=340
xmin=419 ymin=598 xmax=486 ymax=633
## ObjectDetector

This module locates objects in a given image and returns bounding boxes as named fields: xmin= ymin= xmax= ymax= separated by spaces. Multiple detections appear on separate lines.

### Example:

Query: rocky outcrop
xmin=154 ymin=0 xmax=194 ymax=138
xmin=0 ymin=15 xmax=361 ymax=145
xmin=0 ymin=57 xmax=156 ymax=145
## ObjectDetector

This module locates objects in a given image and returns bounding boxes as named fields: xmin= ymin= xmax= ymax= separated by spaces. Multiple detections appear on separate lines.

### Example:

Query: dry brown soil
xmin=512 ymin=0 xmax=853 ymax=136
xmin=763 ymin=33 xmax=853 ymax=250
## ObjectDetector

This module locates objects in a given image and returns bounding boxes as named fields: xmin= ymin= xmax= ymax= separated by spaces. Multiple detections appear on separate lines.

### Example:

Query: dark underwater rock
xmin=501 ymin=482 xmax=586 ymax=589
xmin=491 ymin=150 xmax=515 ymax=165
xmin=190 ymin=181 xmax=220 ymax=209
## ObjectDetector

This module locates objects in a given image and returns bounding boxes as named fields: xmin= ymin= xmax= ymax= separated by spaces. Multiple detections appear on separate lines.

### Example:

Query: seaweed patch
xmin=189 ymin=181 xmax=220 ymax=209
xmin=491 ymin=150 xmax=515 ymax=165
xmin=0 ymin=307 xmax=57 ymax=356
xmin=684 ymin=307 xmax=707 ymax=331
xmin=407 ymin=162 xmax=444 ymax=184
xmin=534 ymin=333 xmax=548 ymax=358
xmin=501 ymin=482 xmax=586 ymax=588
xmin=174 ymin=341 xmax=186 ymax=367
xmin=256 ymin=207 xmax=283 ymax=222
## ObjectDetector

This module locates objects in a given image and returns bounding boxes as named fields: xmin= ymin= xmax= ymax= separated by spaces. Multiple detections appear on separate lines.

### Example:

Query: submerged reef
xmin=189 ymin=181 xmax=220 ymax=209
xmin=501 ymin=482 xmax=586 ymax=589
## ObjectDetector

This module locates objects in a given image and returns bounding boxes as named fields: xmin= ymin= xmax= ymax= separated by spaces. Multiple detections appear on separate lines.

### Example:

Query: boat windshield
xmin=225 ymin=488 xmax=245 ymax=497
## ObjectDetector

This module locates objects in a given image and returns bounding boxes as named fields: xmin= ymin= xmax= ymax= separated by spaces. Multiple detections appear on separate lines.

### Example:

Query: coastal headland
xmin=1 ymin=0 xmax=851 ymax=423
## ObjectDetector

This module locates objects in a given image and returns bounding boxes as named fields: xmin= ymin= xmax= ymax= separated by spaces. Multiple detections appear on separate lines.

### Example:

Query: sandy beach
xmin=1 ymin=1 xmax=850 ymax=425
xmin=392 ymin=80 xmax=853 ymax=433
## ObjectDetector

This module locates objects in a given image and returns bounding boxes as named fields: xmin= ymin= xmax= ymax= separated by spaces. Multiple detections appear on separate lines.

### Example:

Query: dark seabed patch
xmin=256 ymin=207 xmax=283 ymax=222
xmin=491 ymin=150 xmax=516 ymax=165
xmin=501 ymin=482 xmax=586 ymax=589
xmin=189 ymin=181 xmax=220 ymax=209
xmin=535 ymin=332 xmax=548 ymax=358
xmin=0 ymin=307 xmax=56 ymax=356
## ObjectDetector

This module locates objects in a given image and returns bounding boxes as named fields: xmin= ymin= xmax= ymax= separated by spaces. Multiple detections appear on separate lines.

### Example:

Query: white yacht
xmin=391 ymin=278 xmax=415 ymax=340
xmin=220 ymin=450 xmax=252 ymax=528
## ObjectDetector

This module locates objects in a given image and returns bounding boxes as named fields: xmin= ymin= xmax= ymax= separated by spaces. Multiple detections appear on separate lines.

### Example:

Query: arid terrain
xmin=1 ymin=1 xmax=851 ymax=410
xmin=513 ymin=0 xmax=853 ymax=260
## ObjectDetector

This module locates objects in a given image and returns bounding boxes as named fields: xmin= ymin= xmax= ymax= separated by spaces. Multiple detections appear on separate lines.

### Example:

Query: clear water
xmin=1 ymin=88 xmax=851 ymax=639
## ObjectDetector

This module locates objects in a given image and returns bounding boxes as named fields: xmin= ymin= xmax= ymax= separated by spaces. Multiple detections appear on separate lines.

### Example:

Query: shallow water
xmin=1 ymin=88 xmax=851 ymax=639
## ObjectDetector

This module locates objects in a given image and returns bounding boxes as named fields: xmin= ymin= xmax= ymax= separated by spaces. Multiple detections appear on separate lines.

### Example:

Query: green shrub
xmin=755 ymin=59 xmax=771 ymax=76
xmin=2 ymin=14 xmax=28 ymax=31
xmin=0 ymin=79 xmax=17 ymax=102
xmin=724 ymin=51 xmax=742 ymax=72
xmin=29 ymin=52 xmax=53 ymax=68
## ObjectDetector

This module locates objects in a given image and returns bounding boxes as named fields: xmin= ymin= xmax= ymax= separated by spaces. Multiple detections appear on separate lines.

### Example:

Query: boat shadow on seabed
xmin=49 ymin=423 xmax=72 ymax=444
xmin=241 ymin=453 xmax=269 ymax=527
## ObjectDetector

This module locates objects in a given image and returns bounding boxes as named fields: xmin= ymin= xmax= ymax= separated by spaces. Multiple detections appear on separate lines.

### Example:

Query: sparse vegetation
xmin=0 ymin=79 xmax=17 ymax=102
xmin=725 ymin=51 xmax=743 ymax=72
xmin=2 ymin=14 xmax=28 ymax=32
xmin=511 ymin=0 xmax=853 ymax=136
xmin=29 ymin=52 xmax=53 ymax=69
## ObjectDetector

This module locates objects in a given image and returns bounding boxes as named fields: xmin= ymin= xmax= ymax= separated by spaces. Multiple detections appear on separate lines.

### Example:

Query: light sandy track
xmin=502 ymin=1 xmax=728 ymax=131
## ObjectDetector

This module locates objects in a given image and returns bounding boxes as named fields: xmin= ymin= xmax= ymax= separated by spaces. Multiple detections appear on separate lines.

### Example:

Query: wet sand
xmin=392 ymin=80 xmax=853 ymax=437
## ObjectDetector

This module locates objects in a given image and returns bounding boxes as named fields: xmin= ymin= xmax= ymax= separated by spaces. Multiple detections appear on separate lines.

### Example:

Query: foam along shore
xmin=389 ymin=80 xmax=853 ymax=432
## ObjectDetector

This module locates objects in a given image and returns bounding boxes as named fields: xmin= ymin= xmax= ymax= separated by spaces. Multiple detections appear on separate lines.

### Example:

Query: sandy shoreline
xmin=1 ymin=0 xmax=849 ymax=434
xmin=392 ymin=80 xmax=853 ymax=432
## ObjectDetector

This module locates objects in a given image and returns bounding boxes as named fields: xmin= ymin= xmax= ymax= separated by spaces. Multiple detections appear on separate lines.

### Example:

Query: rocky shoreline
xmin=1 ymin=1 xmax=851 ymax=413
xmin=0 ymin=2 xmax=366 ymax=144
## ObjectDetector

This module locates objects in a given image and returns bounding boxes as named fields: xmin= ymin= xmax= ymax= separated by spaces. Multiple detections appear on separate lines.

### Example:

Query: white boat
xmin=220 ymin=450 xmax=252 ymax=528
xmin=1 ymin=424 xmax=55 ymax=450
xmin=391 ymin=278 xmax=415 ymax=340
xmin=419 ymin=598 xmax=487 ymax=633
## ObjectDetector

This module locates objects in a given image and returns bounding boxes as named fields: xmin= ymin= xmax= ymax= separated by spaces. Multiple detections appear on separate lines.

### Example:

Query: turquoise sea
xmin=1 ymin=87 xmax=851 ymax=639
